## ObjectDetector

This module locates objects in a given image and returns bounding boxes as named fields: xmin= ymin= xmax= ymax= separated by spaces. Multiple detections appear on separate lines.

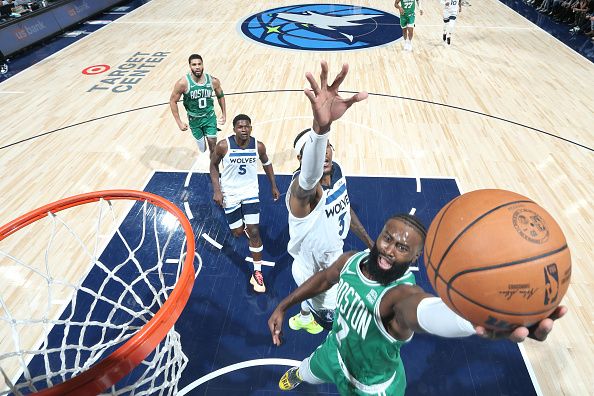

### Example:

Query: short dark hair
xmin=188 ymin=54 xmax=203 ymax=64
xmin=233 ymin=114 xmax=251 ymax=126
xmin=389 ymin=213 xmax=427 ymax=242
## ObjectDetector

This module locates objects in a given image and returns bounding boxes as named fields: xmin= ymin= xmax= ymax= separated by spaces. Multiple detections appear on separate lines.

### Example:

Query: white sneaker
xmin=407 ymin=41 xmax=413 ymax=51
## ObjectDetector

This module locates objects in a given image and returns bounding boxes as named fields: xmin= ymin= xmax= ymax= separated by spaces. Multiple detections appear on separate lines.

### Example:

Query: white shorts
xmin=291 ymin=250 xmax=342 ymax=312
xmin=443 ymin=8 xmax=459 ymax=21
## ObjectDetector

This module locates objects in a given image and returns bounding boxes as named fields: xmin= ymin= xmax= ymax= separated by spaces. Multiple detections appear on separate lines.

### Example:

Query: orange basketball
xmin=424 ymin=189 xmax=571 ymax=331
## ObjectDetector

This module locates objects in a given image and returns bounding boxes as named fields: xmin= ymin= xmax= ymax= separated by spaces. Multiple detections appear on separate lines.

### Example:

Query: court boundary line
xmin=177 ymin=358 xmax=301 ymax=396
xmin=1 ymin=90 xmax=590 ymax=152
xmin=454 ymin=183 xmax=542 ymax=395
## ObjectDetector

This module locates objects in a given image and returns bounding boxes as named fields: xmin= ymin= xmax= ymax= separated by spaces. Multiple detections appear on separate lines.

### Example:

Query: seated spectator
xmin=523 ymin=0 xmax=594 ymax=41
xmin=0 ymin=50 xmax=8 ymax=75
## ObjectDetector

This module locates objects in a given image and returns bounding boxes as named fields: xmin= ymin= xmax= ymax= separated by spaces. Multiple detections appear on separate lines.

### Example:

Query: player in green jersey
xmin=169 ymin=54 xmax=227 ymax=154
xmin=267 ymin=61 xmax=567 ymax=395
xmin=395 ymin=0 xmax=423 ymax=51
xmin=269 ymin=214 xmax=567 ymax=394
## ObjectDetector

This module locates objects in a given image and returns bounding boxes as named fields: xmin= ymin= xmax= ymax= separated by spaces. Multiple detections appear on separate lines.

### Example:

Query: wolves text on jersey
xmin=325 ymin=195 xmax=349 ymax=218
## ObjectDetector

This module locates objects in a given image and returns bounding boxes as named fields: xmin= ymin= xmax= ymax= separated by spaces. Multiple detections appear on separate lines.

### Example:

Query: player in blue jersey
xmin=210 ymin=114 xmax=280 ymax=292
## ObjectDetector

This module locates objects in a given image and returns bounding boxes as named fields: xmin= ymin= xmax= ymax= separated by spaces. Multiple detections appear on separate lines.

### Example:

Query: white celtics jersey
xmin=287 ymin=162 xmax=351 ymax=269
xmin=220 ymin=135 xmax=259 ymax=201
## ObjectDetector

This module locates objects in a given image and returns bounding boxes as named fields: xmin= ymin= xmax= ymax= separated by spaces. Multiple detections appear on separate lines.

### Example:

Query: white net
xmin=0 ymin=192 xmax=197 ymax=395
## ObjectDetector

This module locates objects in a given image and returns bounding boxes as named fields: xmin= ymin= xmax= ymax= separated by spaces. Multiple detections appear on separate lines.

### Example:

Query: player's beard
xmin=365 ymin=244 xmax=410 ymax=285
xmin=193 ymin=70 xmax=202 ymax=78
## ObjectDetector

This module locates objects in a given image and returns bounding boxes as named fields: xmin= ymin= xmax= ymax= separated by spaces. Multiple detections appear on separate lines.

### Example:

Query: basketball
xmin=424 ymin=189 xmax=571 ymax=331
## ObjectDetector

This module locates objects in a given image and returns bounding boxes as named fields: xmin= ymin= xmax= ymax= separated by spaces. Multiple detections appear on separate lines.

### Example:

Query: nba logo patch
xmin=239 ymin=4 xmax=402 ymax=51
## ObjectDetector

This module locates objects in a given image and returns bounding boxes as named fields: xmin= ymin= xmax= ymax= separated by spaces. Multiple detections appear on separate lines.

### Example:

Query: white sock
xmin=253 ymin=261 xmax=262 ymax=272
xmin=196 ymin=136 xmax=207 ymax=153
xmin=299 ymin=310 xmax=313 ymax=323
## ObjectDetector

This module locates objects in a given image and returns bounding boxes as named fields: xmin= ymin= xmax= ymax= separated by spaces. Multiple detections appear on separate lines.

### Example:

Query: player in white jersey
xmin=286 ymin=63 xmax=374 ymax=335
xmin=442 ymin=0 xmax=462 ymax=45
xmin=210 ymin=114 xmax=280 ymax=293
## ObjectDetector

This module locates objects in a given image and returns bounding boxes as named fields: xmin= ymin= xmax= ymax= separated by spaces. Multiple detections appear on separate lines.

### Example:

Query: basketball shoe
xmin=250 ymin=270 xmax=265 ymax=293
xmin=279 ymin=367 xmax=303 ymax=391
xmin=289 ymin=313 xmax=323 ymax=334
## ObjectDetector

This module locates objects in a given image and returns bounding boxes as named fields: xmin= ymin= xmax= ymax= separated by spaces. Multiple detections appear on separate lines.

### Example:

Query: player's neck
xmin=233 ymin=135 xmax=250 ymax=147
xmin=190 ymin=72 xmax=205 ymax=84
xmin=320 ymin=172 xmax=332 ymax=187
xmin=359 ymin=261 xmax=375 ymax=282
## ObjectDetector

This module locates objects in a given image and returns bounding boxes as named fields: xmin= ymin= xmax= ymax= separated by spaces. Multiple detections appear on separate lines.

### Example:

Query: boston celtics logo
xmin=239 ymin=4 xmax=402 ymax=51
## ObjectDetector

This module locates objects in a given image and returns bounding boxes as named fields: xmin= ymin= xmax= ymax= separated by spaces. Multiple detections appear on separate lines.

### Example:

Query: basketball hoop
xmin=0 ymin=190 xmax=196 ymax=395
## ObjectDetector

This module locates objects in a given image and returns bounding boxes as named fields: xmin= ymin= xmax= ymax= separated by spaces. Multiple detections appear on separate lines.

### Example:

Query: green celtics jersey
xmin=400 ymin=0 xmax=416 ymax=13
xmin=332 ymin=251 xmax=416 ymax=392
xmin=182 ymin=73 xmax=215 ymax=118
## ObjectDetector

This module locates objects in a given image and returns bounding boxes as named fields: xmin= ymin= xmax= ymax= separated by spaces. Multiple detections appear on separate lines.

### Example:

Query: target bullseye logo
xmin=82 ymin=64 xmax=111 ymax=75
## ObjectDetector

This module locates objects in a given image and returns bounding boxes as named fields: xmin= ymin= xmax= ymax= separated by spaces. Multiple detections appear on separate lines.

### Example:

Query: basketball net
xmin=0 ymin=191 xmax=197 ymax=395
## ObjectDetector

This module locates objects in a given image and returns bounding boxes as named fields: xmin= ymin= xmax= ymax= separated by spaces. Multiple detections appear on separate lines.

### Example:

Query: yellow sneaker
xmin=250 ymin=270 xmax=266 ymax=293
xmin=288 ymin=313 xmax=323 ymax=334
xmin=279 ymin=367 xmax=302 ymax=391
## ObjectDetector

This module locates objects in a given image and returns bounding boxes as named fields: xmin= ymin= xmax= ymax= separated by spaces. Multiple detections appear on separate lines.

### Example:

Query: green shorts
xmin=307 ymin=334 xmax=406 ymax=395
xmin=188 ymin=113 xmax=217 ymax=140
xmin=400 ymin=12 xmax=415 ymax=28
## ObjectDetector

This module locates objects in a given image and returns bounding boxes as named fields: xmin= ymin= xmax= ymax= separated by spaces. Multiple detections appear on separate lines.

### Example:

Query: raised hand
xmin=475 ymin=305 xmax=568 ymax=343
xmin=304 ymin=61 xmax=368 ymax=134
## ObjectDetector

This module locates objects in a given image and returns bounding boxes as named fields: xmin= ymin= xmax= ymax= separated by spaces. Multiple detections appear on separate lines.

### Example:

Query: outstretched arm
xmin=289 ymin=61 xmax=368 ymax=218
xmin=349 ymin=207 xmax=374 ymax=249
xmin=268 ymin=251 xmax=356 ymax=346
xmin=385 ymin=286 xmax=568 ymax=343
xmin=212 ymin=77 xmax=226 ymax=125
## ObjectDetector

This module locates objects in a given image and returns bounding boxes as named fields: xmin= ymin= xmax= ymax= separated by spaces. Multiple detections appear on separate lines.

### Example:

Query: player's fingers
xmin=319 ymin=60 xmax=329 ymax=88
xmin=304 ymin=88 xmax=316 ymax=103
xmin=550 ymin=305 xmax=568 ymax=321
xmin=344 ymin=91 xmax=369 ymax=107
xmin=508 ymin=326 xmax=529 ymax=343
xmin=329 ymin=63 xmax=349 ymax=91
xmin=306 ymin=72 xmax=320 ymax=95
xmin=529 ymin=318 xmax=554 ymax=341
xmin=273 ymin=328 xmax=282 ymax=346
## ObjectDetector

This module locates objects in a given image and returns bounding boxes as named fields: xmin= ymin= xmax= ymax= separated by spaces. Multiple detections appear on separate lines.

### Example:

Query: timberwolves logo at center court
xmin=239 ymin=4 xmax=402 ymax=51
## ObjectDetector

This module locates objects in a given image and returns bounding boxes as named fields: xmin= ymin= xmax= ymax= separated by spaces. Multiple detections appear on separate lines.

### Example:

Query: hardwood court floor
xmin=0 ymin=0 xmax=592 ymax=394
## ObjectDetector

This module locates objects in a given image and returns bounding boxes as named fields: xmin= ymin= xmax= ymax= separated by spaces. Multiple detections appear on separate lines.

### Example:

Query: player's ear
xmin=297 ymin=154 xmax=302 ymax=162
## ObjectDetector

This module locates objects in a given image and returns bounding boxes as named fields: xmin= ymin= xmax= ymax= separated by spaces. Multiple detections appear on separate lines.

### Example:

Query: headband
xmin=293 ymin=129 xmax=312 ymax=155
